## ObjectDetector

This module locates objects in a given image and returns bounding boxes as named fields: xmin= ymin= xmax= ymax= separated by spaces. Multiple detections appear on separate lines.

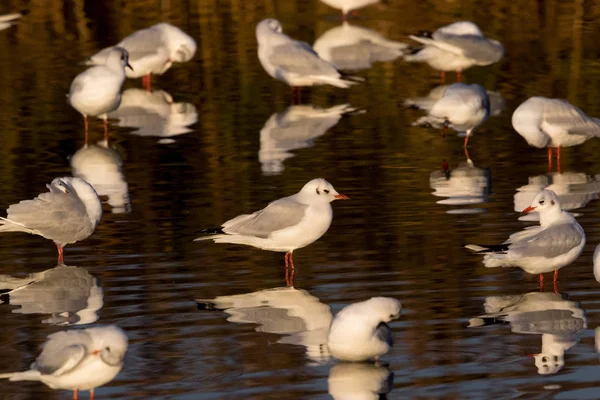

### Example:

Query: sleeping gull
xmin=256 ymin=19 xmax=361 ymax=101
xmin=412 ymin=83 xmax=490 ymax=147
xmin=466 ymin=189 xmax=585 ymax=287
xmin=87 ymin=23 xmax=196 ymax=91
xmin=405 ymin=84 xmax=505 ymax=117
xmin=195 ymin=178 xmax=348 ymax=281
xmin=313 ymin=22 xmax=408 ymax=71
xmin=319 ymin=0 xmax=381 ymax=20
xmin=0 ymin=177 xmax=102 ymax=264
xmin=404 ymin=21 xmax=503 ymax=83
xmin=327 ymin=297 xmax=401 ymax=362
xmin=512 ymin=97 xmax=600 ymax=172
xmin=0 ymin=325 xmax=127 ymax=399
xmin=468 ymin=291 xmax=586 ymax=375
xmin=69 ymin=47 xmax=132 ymax=143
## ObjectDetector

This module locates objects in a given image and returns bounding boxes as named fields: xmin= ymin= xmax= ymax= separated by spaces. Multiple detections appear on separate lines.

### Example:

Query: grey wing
xmin=543 ymin=100 xmax=600 ymax=136
xmin=120 ymin=27 xmax=166 ymax=61
xmin=222 ymin=198 xmax=308 ymax=238
xmin=375 ymin=322 xmax=392 ymax=347
xmin=1 ymin=185 xmax=89 ymax=239
xmin=509 ymin=309 xmax=586 ymax=335
xmin=270 ymin=42 xmax=340 ymax=76
xmin=432 ymin=34 xmax=503 ymax=63
xmin=509 ymin=223 xmax=584 ymax=258
xmin=33 ymin=330 xmax=92 ymax=375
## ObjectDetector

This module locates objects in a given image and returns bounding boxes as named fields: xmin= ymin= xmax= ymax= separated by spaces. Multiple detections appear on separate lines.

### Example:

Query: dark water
xmin=1 ymin=0 xmax=600 ymax=399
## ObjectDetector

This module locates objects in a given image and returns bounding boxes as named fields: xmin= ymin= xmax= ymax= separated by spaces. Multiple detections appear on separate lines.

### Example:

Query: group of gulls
xmin=1 ymin=1 xmax=599 ymax=397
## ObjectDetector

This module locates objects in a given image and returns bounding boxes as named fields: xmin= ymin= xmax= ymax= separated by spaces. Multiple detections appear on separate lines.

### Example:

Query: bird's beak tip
xmin=334 ymin=194 xmax=349 ymax=200
xmin=521 ymin=206 xmax=536 ymax=215
xmin=127 ymin=63 xmax=134 ymax=71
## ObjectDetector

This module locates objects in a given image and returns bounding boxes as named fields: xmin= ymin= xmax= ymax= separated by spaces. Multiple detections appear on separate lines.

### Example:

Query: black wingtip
xmin=407 ymin=46 xmax=423 ymax=55
xmin=472 ymin=244 xmax=510 ymax=253
xmin=196 ymin=301 xmax=221 ymax=311
xmin=199 ymin=227 xmax=225 ymax=235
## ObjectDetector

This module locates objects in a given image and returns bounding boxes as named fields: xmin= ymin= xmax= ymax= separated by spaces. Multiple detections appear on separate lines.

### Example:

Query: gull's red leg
xmin=440 ymin=71 xmax=445 ymax=84
xmin=289 ymin=253 xmax=295 ymax=270
xmin=103 ymin=115 xmax=109 ymax=143
xmin=553 ymin=269 xmax=558 ymax=283
xmin=57 ymin=245 xmax=64 ymax=265
xmin=557 ymin=147 xmax=561 ymax=173
xmin=73 ymin=389 xmax=78 ymax=400
xmin=84 ymin=116 xmax=89 ymax=146
xmin=463 ymin=134 xmax=470 ymax=148
xmin=90 ymin=389 xmax=94 ymax=400
xmin=548 ymin=147 xmax=553 ymax=172
xmin=284 ymin=252 xmax=289 ymax=269
xmin=456 ymin=70 xmax=463 ymax=82
xmin=539 ymin=273 xmax=544 ymax=291
xmin=142 ymin=74 xmax=152 ymax=91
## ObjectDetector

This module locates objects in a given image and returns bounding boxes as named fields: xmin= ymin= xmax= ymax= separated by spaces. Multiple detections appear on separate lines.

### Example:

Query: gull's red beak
xmin=521 ymin=206 xmax=536 ymax=215
xmin=334 ymin=194 xmax=349 ymax=200
xmin=92 ymin=349 xmax=100 ymax=356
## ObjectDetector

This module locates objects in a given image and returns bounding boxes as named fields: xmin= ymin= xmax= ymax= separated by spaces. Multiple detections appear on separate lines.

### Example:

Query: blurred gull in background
xmin=71 ymin=142 xmax=131 ymax=214
xmin=107 ymin=88 xmax=197 ymax=143
xmin=404 ymin=21 xmax=504 ymax=83
xmin=259 ymin=104 xmax=358 ymax=175
xmin=0 ymin=264 xmax=103 ymax=325
xmin=88 ymin=23 xmax=196 ymax=91
xmin=313 ymin=22 xmax=408 ymax=71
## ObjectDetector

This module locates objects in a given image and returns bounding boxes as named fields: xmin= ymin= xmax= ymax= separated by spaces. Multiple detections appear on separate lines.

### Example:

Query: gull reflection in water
xmin=196 ymin=286 xmax=333 ymax=363
xmin=71 ymin=141 xmax=131 ymax=214
xmin=107 ymin=88 xmax=197 ymax=143
xmin=313 ymin=22 xmax=408 ymax=71
xmin=514 ymin=172 xmax=600 ymax=222
xmin=259 ymin=104 xmax=358 ymax=175
xmin=0 ymin=264 xmax=103 ymax=325
xmin=469 ymin=292 xmax=586 ymax=375
xmin=328 ymin=362 xmax=394 ymax=400
xmin=405 ymin=85 xmax=505 ymax=117
xmin=430 ymin=155 xmax=490 ymax=214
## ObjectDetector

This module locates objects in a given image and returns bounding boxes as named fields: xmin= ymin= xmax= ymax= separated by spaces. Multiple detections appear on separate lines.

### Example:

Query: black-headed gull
xmin=412 ymin=83 xmax=490 ymax=147
xmin=259 ymin=104 xmax=358 ymax=175
xmin=256 ymin=19 xmax=360 ymax=101
xmin=469 ymin=292 xmax=586 ymax=375
xmin=196 ymin=286 xmax=333 ymax=363
xmin=327 ymin=297 xmax=401 ymax=362
xmin=0 ymin=264 xmax=103 ymax=325
xmin=466 ymin=189 xmax=585 ymax=287
xmin=69 ymin=47 xmax=132 ymax=143
xmin=328 ymin=363 xmax=394 ymax=399
xmin=319 ymin=0 xmax=380 ymax=20
xmin=0 ymin=177 xmax=102 ymax=264
xmin=313 ymin=22 xmax=408 ymax=71
xmin=512 ymin=97 xmax=600 ymax=172
xmin=88 ymin=23 xmax=196 ymax=91
xmin=195 ymin=178 xmax=348 ymax=281
xmin=404 ymin=21 xmax=503 ymax=83
xmin=0 ymin=325 xmax=127 ymax=399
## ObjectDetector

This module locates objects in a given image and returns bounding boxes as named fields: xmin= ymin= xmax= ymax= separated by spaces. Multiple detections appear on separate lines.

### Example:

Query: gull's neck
xmin=539 ymin=207 xmax=570 ymax=228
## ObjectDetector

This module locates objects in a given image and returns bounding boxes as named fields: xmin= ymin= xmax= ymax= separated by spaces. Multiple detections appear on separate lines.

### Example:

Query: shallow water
xmin=1 ymin=0 xmax=600 ymax=399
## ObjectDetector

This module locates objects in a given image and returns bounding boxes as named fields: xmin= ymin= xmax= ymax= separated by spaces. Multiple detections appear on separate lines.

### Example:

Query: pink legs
xmin=440 ymin=71 xmax=445 ymax=84
xmin=84 ymin=116 xmax=89 ymax=146
xmin=142 ymin=74 xmax=152 ymax=91
xmin=57 ymin=245 xmax=64 ymax=265
xmin=284 ymin=252 xmax=295 ymax=287
xmin=90 ymin=389 xmax=94 ymax=400
xmin=548 ymin=147 xmax=562 ymax=173
xmin=103 ymin=115 xmax=109 ymax=143
xmin=290 ymin=86 xmax=301 ymax=104
xmin=539 ymin=270 xmax=559 ymax=293
xmin=73 ymin=389 xmax=78 ymax=400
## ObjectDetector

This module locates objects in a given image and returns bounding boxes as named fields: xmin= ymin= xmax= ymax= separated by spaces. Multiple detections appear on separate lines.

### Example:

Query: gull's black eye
xmin=316 ymin=188 xmax=320 ymax=195
xmin=539 ymin=199 xmax=545 ymax=205
xmin=324 ymin=189 xmax=330 ymax=194
xmin=105 ymin=346 xmax=110 ymax=351
xmin=389 ymin=314 xmax=394 ymax=319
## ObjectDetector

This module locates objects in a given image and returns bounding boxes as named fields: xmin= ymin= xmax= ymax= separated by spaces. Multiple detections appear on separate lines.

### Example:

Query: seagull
xmin=259 ymin=104 xmax=358 ymax=175
xmin=196 ymin=286 xmax=333 ymax=363
xmin=327 ymin=297 xmax=401 ymax=362
xmin=412 ymin=83 xmax=490 ymax=147
xmin=87 ymin=23 xmax=196 ymax=91
xmin=0 ymin=264 xmax=103 ymax=325
xmin=404 ymin=21 xmax=503 ymax=83
xmin=0 ymin=177 xmax=102 ymax=264
xmin=468 ymin=291 xmax=586 ymax=375
xmin=319 ymin=0 xmax=380 ymax=20
xmin=195 ymin=178 xmax=348 ymax=283
xmin=256 ymin=19 xmax=361 ymax=101
xmin=71 ymin=141 xmax=131 ymax=214
xmin=69 ymin=47 xmax=132 ymax=144
xmin=0 ymin=325 xmax=128 ymax=400
xmin=466 ymin=189 xmax=585 ymax=288
xmin=313 ymin=22 xmax=408 ymax=71
xmin=0 ymin=12 xmax=22 ymax=31
xmin=512 ymin=97 xmax=600 ymax=173
xmin=328 ymin=363 xmax=394 ymax=400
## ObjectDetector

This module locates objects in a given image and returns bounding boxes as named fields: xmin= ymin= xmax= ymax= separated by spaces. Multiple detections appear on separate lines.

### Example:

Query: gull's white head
xmin=105 ymin=47 xmax=133 ymax=72
xmin=88 ymin=325 xmax=129 ymax=367
xmin=52 ymin=177 xmax=103 ymax=225
xmin=157 ymin=23 xmax=197 ymax=63
xmin=521 ymin=189 xmax=561 ymax=217
xmin=298 ymin=178 xmax=349 ymax=203
xmin=256 ymin=18 xmax=283 ymax=39
xmin=362 ymin=297 xmax=402 ymax=322
xmin=512 ymin=97 xmax=549 ymax=148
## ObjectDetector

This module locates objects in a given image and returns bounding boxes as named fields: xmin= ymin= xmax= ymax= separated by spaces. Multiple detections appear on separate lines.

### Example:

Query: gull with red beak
xmin=466 ymin=189 xmax=585 ymax=287
xmin=195 ymin=178 xmax=348 ymax=285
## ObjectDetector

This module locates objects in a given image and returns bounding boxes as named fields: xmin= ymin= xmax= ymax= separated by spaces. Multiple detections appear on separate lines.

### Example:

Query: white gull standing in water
xmin=466 ymin=189 xmax=585 ymax=287
xmin=256 ymin=19 xmax=360 ymax=101
xmin=412 ymin=83 xmax=490 ymax=147
xmin=404 ymin=21 xmax=503 ymax=83
xmin=0 ymin=177 xmax=102 ymax=264
xmin=0 ymin=325 xmax=127 ymax=399
xmin=195 ymin=178 xmax=348 ymax=283
xmin=69 ymin=47 xmax=132 ymax=143
xmin=88 ymin=23 xmax=196 ymax=91
xmin=327 ymin=297 xmax=401 ymax=362
xmin=512 ymin=97 xmax=600 ymax=172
